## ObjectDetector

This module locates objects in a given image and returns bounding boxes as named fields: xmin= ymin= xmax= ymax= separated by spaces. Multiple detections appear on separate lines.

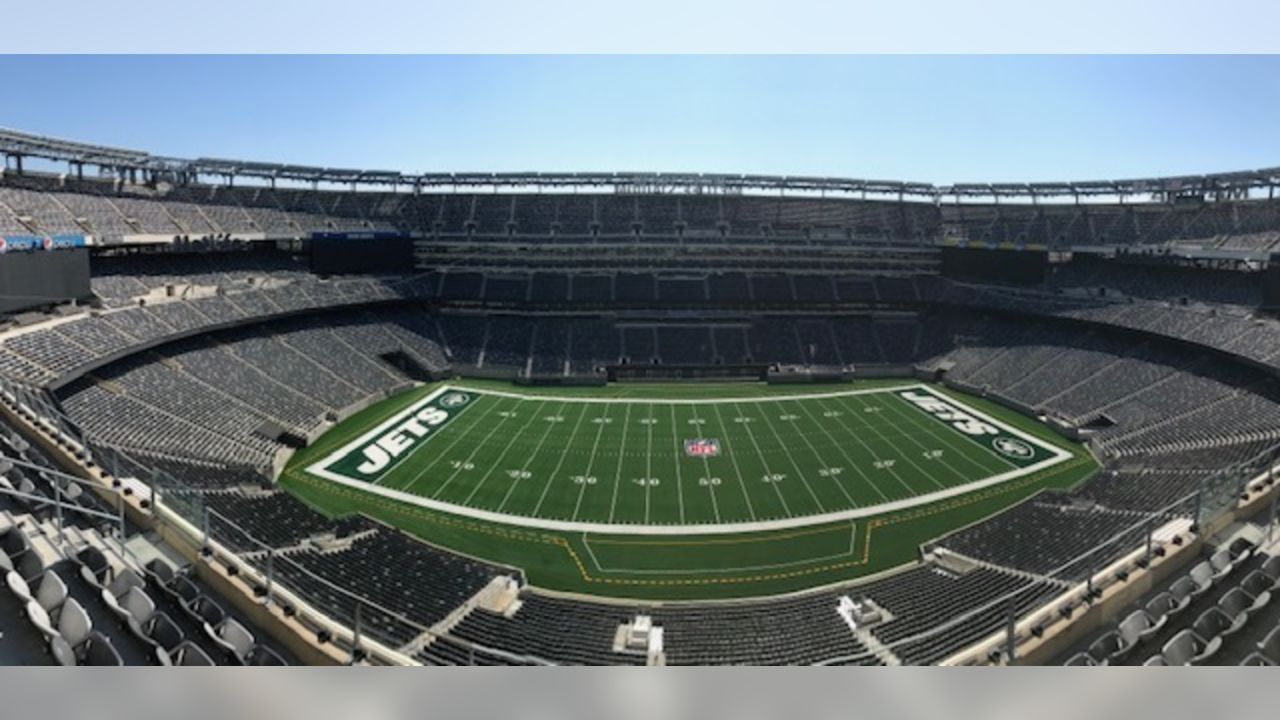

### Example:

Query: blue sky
xmin=0 ymin=55 xmax=1276 ymax=184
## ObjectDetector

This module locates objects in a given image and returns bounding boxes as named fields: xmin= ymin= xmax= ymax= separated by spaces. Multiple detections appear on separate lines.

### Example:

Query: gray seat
xmin=1192 ymin=606 xmax=1242 ymax=640
xmin=1258 ymin=625 xmax=1280 ymax=664
xmin=1161 ymin=629 xmax=1221 ymax=666
xmin=1208 ymin=549 xmax=1234 ymax=583
xmin=144 ymin=612 xmax=187 ymax=666
xmin=1239 ymin=571 xmax=1274 ymax=609
xmin=208 ymin=617 xmax=255 ymax=664
xmin=1219 ymin=586 xmax=1266 ymax=623
xmin=1119 ymin=608 xmax=1166 ymax=645
xmin=74 ymin=547 xmax=112 ymax=591
xmin=1239 ymin=652 xmax=1274 ymax=666
xmin=25 ymin=570 xmax=69 ymax=615
xmin=1150 ymin=587 xmax=1191 ymax=620
xmin=186 ymin=594 xmax=227 ymax=632
xmin=100 ymin=568 xmax=146 ymax=623
xmin=1087 ymin=631 xmax=1129 ymax=665
xmin=172 ymin=641 xmax=216 ymax=666
xmin=1186 ymin=562 xmax=1214 ymax=598
xmin=45 ymin=598 xmax=94 ymax=666
xmin=1141 ymin=654 xmax=1167 ymax=666
xmin=1064 ymin=651 xmax=1098 ymax=666
xmin=246 ymin=644 xmax=287 ymax=666
xmin=1261 ymin=555 xmax=1280 ymax=588
xmin=120 ymin=586 xmax=159 ymax=639
xmin=1168 ymin=576 xmax=1197 ymax=607
xmin=79 ymin=632 xmax=123 ymax=667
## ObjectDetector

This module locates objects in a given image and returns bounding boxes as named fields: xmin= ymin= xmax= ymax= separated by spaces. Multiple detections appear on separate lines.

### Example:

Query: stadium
xmin=1 ymin=125 xmax=1279 ymax=667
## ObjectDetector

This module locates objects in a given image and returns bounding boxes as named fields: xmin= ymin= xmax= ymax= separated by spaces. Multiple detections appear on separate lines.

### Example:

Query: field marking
xmin=778 ymin=399 xmax=861 ymax=509
xmin=728 ymin=402 xmax=795 ymax=518
xmin=375 ymin=392 xmax=492 ymax=488
xmin=875 ymin=392 xmax=1006 ymax=479
xmin=753 ymin=400 xmax=829 ymax=513
xmin=305 ymin=385 xmax=474 ymax=487
xmin=461 ymin=399 xmax=547 ymax=505
xmin=571 ymin=404 xmax=612 ymax=521
xmin=430 ymin=397 xmax=521 ymax=500
xmin=447 ymin=383 xmax=917 ymax=405
xmin=790 ymin=398 xmax=889 ymax=503
xmin=838 ymin=393 xmax=949 ymax=491
xmin=668 ymin=404 xmax=686 ymax=524
xmin=606 ymin=403 xmax=634 ymax=523
xmin=305 ymin=383 xmax=1075 ymax=535
xmin=496 ymin=400 xmax=568 ymax=513
xmin=579 ymin=520 xmax=858 ymax=575
xmin=643 ymin=404 xmax=655 ymax=524
xmin=813 ymin=395 xmax=919 ymax=497
xmin=700 ymin=403 xmax=744 ymax=522
xmin=532 ymin=403 xmax=591 ymax=516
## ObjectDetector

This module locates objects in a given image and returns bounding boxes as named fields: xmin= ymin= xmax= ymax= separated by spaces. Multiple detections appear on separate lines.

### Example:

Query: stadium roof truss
xmin=2 ymin=127 xmax=1278 ymax=202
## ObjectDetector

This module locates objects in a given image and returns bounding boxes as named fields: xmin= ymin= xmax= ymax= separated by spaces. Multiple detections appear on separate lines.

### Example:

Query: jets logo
xmin=992 ymin=437 xmax=1034 ymax=460
xmin=439 ymin=392 xmax=471 ymax=408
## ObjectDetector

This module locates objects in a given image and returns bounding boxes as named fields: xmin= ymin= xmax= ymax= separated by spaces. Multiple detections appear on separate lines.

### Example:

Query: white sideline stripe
xmin=303 ymin=383 xmax=1075 ymax=536
xmin=447 ymin=384 xmax=919 ymax=405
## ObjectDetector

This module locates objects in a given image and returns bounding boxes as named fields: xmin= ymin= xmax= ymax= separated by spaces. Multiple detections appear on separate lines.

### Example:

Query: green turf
xmin=280 ymin=379 xmax=1098 ymax=600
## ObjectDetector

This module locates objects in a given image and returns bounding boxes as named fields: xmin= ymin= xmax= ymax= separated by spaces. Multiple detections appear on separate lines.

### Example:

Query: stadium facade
xmin=1 ymin=128 xmax=1279 ymax=666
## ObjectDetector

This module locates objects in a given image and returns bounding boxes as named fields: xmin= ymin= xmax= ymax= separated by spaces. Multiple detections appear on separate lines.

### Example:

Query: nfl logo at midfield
xmin=684 ymin=438 xmax=721 ymax=458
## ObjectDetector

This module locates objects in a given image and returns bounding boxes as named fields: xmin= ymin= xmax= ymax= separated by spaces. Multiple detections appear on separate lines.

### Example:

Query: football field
xmin=285 ymin=380 xmax=1093 ymax=599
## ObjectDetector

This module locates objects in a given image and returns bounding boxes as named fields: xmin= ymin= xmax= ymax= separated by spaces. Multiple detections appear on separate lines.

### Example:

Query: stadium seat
xmin=172 ymin=641 xmax=216 ymax=666
xmin=1086 ymin=631 xmax=1129 ymax=664
xmin=74 ymin=546 xmax=112 ymax=591
xmin=208 ymin=617 xmax=256 ymax=663
xmin=1227 ymin=538 xmax=1257 ymax=564
xmin=1063 ymin=651 xmax=1099 ymax=666
xmin=1160 ymin=629 xmax=1220 ymax=666
xmin=100 ymin=567 xmax=146 ymax=621
xmin=246 ymin=644 xmax=288 ymax=666
xmin=30 ymin=569 xmax=69 ymax=615
xmin=1186 ymin=562 xmax=1214 ymax=598
xmin=45 ymin=599 xmax=94 ymax=666
xmin=142 ymin=612 xmax=187 ymax=665
xmin=1218 ymin=587 xmax=1266 ymax=627
xmin=1144 ymin=592 xmax=1187 ymax=624
xmin=1239 ymin=571 xmax=1274 ymax=609
xmin=1192 ymin=606 xmax=1243 ymax=640
xmin=78 ymin=632 xmax=124 ymax=667
xmin=1208 ymin=549 xmax=1234 ymax=583
xmin=1239 ymin=652 xmax=1274 ymax=666
xmin=1260 ymin=555 xmax=1280 ymax=589
xmin=185 ymin=594 xmax=227 ymax=632
xmin=1118 ymin=608 xmax=1166 ymax=646
xmin=1257 ymin=624 xmax=1280 ymax=664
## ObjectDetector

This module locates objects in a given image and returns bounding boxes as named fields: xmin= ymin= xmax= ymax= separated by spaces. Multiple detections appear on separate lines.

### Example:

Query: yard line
xmin=813 ymin=395 xmax=918 ymax=497
xmin=450 ymin=394 xmax=545 ymax=507
xmin=461 ymin=399 xmax=548 ymax=505
xmin=778 ymin=399 xmax=863 ymax=508
xmin=571 ymin=404 xmax=614 ymax=522
xmin=875 ymin=393 xmax=999 ymax=480
xmin=753 ymin=400 xmax=828 ymax=512
xmin=532 ymin=403 xmax=592 ymax=516
xmin=722 ymin=402 xmax=793 ymax=518
xmin=836 ymin=394 xmax=951 ymax=490
xmin=606 ymin=403 xmax=634 ymax=523
xmin=396 ymin=394 xmax=509 ymax=492
xmin=885 ymin=389 xmax=1021 ymax=473
xmin=644 ymin=403 xmax=655 ymax=524
xmin=429 ymin=397 xmax=523 ymax=499
xmin=789 ymin=398 xmax=890 ymax=503
xmin=668 ymin=404 xmax=686 ymax=524
xmin=496 ymin=401 xmax=568 ymax=513
xmin=701 ymin=403 xmax=751 ymax=522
